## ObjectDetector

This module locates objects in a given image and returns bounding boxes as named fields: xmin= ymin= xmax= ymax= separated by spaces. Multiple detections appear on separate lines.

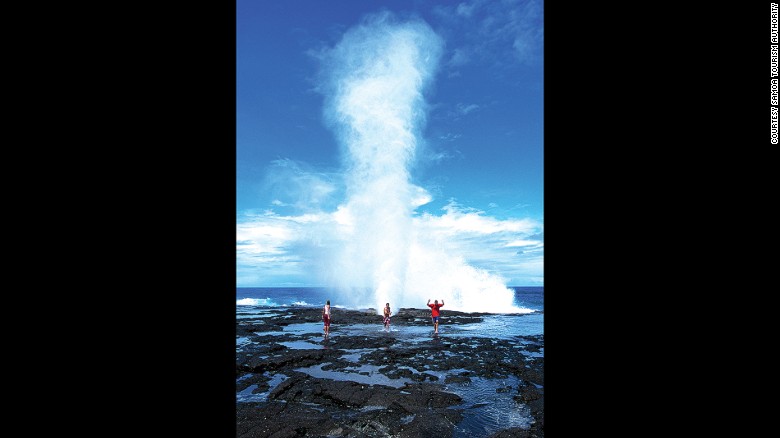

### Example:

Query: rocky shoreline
xmin=236 ymin=307 xmax=544 ymax=437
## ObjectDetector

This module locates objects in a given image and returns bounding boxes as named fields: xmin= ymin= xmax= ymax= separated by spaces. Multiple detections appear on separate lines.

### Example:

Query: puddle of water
xmin=342 ymin=363 xmax=382 ymax=375
xmin=445 ymin=314 xmax=544 ymax=339
xmin=295 ymin=362 xmax=413 ymax=389
xmin=236 ymin=383 xmax=261 ymax=402
xmin=445 ymin=375 xmax=533 ymax=437
xmin=329 ymin=323 xmax=441 ymax=339
xmin=236 ymin=372 xmax=289 ymax=403
xmin=257 ymin=322 xmax=324 ymax=336
xmin=300 ymin=402 xmax=326 ymax=412
xmin=236 ymin=337 xmax=251 ymax=350
xmin=237 ymin=308 xmax=281 ymax=319
xmin=523 ymin=348 xmax=544 ymax=358
xmin=397 ymin=365 xmax=425 ymax=374
xmin=339 ymin=350 xmax=370 ymax=362
xmin=278 ymin=340 xmax=322 ymax=350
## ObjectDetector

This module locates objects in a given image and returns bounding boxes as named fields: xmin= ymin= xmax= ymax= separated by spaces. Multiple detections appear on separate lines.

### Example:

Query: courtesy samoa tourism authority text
xmin=772 ymin=3 xmax=779 ymax=143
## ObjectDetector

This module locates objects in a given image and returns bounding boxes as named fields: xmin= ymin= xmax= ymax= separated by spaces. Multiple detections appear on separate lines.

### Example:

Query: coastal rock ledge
xmin=236 ymin=307 xmax=544 ymax=437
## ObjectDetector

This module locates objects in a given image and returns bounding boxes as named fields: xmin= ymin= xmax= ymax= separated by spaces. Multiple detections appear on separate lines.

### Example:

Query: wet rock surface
xmin=236 ymin=307 xmax=544 ymax=437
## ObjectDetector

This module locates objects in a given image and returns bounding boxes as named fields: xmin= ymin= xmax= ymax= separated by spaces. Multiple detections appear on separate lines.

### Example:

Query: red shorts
xmin=323 ymin=315 xmax=330 ymax=326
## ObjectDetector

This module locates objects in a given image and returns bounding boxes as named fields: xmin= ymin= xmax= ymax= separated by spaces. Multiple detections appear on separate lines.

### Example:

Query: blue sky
xmin=237 ymin=0 xmax=543 ymax=289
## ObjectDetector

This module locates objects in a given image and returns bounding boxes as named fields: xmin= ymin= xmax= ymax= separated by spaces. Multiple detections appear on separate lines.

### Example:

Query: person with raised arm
xmin=427 ymin=299 xmax=444 ymax=334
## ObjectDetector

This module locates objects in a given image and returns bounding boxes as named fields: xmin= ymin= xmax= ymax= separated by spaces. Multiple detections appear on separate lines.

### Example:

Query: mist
xmin=316 ymin=12 xmax=525 ymax=315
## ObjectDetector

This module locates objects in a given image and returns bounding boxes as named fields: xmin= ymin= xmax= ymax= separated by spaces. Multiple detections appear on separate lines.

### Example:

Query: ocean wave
xmin=236 ymin=298 xmax=278 ymax=306
xmin=512 ymin=306 xmax=536 ymax=314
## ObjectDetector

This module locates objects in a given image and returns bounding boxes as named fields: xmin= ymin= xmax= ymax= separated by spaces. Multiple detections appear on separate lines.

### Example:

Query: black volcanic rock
xmin=236 ymin=306 xmax=544 ymax=437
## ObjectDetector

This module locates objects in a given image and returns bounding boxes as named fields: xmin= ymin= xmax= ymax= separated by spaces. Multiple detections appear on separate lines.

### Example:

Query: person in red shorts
xmin=322 ymin=300 xmax=331 ymax=336
xmin=427 ymin=298 xmax=444 ymax=334
xmin=383 ymin=302 xmax=392 ymax=331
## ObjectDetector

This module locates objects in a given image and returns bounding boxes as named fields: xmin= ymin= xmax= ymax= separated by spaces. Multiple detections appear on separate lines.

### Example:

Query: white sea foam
xmin=236 ymin=298 xmax=277 ymax=306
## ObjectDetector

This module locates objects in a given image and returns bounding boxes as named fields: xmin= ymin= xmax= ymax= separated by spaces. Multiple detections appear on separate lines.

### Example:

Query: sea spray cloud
xmin=315 ymin=11 xmax=525 ymax=314
xmin=316 ymin=12 xmax=441 ymax=312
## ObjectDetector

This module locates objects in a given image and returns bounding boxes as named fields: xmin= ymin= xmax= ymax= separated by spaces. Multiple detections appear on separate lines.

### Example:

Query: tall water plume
xmin=318 ymin=12 xmax=523 ymax=314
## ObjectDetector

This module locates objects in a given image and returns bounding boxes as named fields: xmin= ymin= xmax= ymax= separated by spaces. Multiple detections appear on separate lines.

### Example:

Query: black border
xmin=545 ymin=2 xmax=766 ymax=432
xmin=62 ymin=1 xmax=766 ymax=435
xmin=92 ymin=3 xmax=239 ymax=435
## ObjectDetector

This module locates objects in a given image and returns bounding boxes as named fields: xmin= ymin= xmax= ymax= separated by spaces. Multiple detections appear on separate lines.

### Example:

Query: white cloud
xmin=411 ymin=185 xmax=433 ymax=208
xmin=236 ymin=215 xmax=300 ymax=259
xmin=504 ymin=239 xmax=540 ymax=247
xmin=237 ymin=198 xmax=543 ymax=288
xmin=448 ymin=48 xmax=470 ymax=67
xmin=236 ymin=198 xmax=544 ymax=286
xmin=456 ymin=1 xmax=477 ymax=17
xmin=457 ymin=103 xmax=480 ymax=115
xmin=438 ymin=133 xmax=462 ymax=142
xmin=440 ymin=102 xmax=481 ymax=123
xmin=264 ymin=158 xmax=340 ymax=212
xmin=419 ymin=201 xmax=539 ymax=235
xmin=436 ymin=0 xmax=543 ymax=69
